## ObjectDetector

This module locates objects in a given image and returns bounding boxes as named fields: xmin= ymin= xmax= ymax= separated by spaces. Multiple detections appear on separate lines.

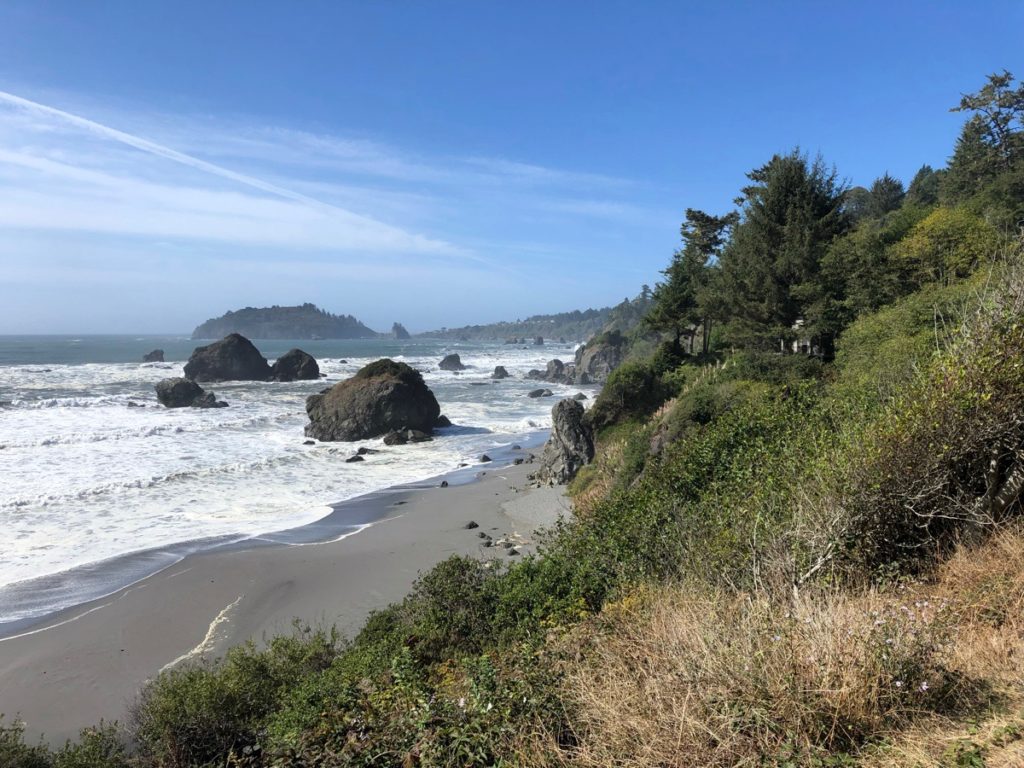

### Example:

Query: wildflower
xmin=486 ymin=702 xmax=493 ymax=712
xmin=894 ymin=680 xmax=903 ymax=688
xmin=458 ymin=697 xmax=466 ymax=709
xmin=919 ymin=681 xmax=929 ymax=692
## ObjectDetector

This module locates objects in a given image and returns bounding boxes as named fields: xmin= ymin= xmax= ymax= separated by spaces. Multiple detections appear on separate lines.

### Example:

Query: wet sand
xmin=0 ymin=460 xmax=569 ymax=745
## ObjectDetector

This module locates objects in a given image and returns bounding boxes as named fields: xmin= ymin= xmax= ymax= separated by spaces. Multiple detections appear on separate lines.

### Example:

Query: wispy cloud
xmin=0 ymin=88 xmax=671 ymax=332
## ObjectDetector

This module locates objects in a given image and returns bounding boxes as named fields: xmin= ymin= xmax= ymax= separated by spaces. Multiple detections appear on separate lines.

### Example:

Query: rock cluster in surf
xmin=182 ymin=334 xmax=320 ymax=383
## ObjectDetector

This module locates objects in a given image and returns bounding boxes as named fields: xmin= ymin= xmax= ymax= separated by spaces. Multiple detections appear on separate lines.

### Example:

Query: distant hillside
xmin=191 ymin=303 xmax=379 ymax=340
xmin=420 ymin=293 xmax=652 ymax=342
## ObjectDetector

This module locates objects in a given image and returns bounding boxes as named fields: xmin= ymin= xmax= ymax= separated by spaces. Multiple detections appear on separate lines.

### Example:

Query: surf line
xmin=160 ymin=594 xmax=244 ymax=673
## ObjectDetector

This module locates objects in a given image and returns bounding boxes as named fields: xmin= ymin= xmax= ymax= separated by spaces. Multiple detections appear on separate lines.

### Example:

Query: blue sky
xmin=0 ymin=1 xmax=1021 ymax=334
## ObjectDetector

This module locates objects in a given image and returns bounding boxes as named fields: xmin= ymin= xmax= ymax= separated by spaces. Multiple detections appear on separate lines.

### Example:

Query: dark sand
xmin=0 ymin=461 xmax=569 ymax=745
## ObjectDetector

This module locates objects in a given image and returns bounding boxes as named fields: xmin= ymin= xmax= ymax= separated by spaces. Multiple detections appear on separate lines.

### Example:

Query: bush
xmin=0 ymin=720 xmax=128 ymax=768
xmin=586 ymin=360 xmax=668 ymax=430
xmin=405 ymin=556 xmax=499 ymax=663
xmin=51 ymin=725 xmax=129 ymax=768
xmin=835 ymin=277 xmax=978 ymax=396
xmin=0 ymin=718 xmax=51 ymax=768
xmin=893 ymin=207 xmax=1001 ymax=286
xmin=132 ymin=626 xmax=340 ymax=766
xmin=837 ymin=274 xmax=1024 ymax=569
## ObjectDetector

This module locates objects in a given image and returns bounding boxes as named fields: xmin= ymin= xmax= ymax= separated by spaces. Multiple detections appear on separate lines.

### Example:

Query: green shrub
xmin=728 ymin=349 xmax=826 ymax=385
xmin=586 ymin=360 xmax=668 ymax=430
xmin=132 ymin=626 xmax=340 ymax=766
xmin=405 ymin=556 xmax=498 ymax=663
xmin=835 ymin=277 xmax=978 ymax=396
xmin=52 ymin=725 xmax=129 ymax=768
xmin=0 ymin=718 xmax=51 ymax=768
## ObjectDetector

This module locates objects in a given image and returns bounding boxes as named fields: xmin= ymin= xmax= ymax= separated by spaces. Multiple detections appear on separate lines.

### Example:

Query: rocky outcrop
xmin=392 ymin=322 xmax=411 ymax=340
xmin=528 ymin=388 xmax=553 ymax=398
xmin=270 ymin=348 xmax=320 ymax=382
xmin=573 ymin=332 xmax=627 ymax=384
xmin=439 ymin=353 xmax=467 ymax=371
xmin=155 ymin=377 xmax=228 ymax=409
xmin=491 ymin=366 xmax=509 ymax=379
xmin=304 ymin=359 xmax=441 ymax=442
xmin=533 ymin=398 xmax=594 ymax=484
xmin=534 ymin=336 xmax=544 ymax=346
xmin=143 ymin=349 xmax=164 ymax=363
xmin=526 ymin=359 xmax=576 ymax=385
xmin=183 ymin=334 xmax=272 ymax=382
xmin=383 ymin=428 xmax=433 ymax=445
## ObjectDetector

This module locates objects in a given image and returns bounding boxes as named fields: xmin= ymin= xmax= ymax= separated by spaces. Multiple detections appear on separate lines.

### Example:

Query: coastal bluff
xmin=192 ymin=303 xmax=378 ymax=340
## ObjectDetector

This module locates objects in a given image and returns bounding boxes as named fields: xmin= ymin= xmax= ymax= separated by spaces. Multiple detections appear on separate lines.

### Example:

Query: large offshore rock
xmin=155 ymin=377 xmax=228 ymax=408
xmin=491 ymin=366 xmax=510 ymax=379
xmin=534 ymin=398 xmax=594 ymax=484
xmin=304 ymin=359 xmax=441 ymax=442
xmin=142 ymin=349 xmax=165 ymax=363
xmin=574 ymin=333 xmax=627 ymax=384
xmin=183 ymin=333 xmax=272 ymax=382
xmin=270 ymin=348 xmax=320 ymax=382
xmin=439 ymin=353 xmax=467 ymax=371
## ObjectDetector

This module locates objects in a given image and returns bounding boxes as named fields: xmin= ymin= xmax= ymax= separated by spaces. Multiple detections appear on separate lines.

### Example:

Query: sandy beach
xmin=0 ymin=459 xmax=569 ymax=745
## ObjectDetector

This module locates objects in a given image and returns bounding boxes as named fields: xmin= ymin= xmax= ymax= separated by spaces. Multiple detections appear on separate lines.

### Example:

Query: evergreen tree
xmin=943 ymin=115 xmax=1002 ymax=203
xmin=716 ymin=150 xmax=849 ymax=352
xmin=906 ymin=164 xmax=941 ymax=207
xmin=866 ymin=173 xmax=905 ymax=218
xmin=646 ymin=208 xmax=736 ymax=353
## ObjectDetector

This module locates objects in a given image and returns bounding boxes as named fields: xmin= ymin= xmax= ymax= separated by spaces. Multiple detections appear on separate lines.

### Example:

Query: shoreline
xmin=0 ymin=454 xmax=570 ymax=746
xmin=0 ymin=430 xmax=549 ymax=639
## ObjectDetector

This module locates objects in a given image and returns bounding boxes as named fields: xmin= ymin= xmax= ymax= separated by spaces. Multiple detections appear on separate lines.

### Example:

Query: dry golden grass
xmin=569 ymin=431 xmax=629 ymax=517
xmin=525 ymin=529 xmax=1024 ymax=767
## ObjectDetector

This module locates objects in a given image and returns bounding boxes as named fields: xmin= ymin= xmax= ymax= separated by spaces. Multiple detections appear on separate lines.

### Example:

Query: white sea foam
xmin=0 ymin=338 xmax=595 ymax=609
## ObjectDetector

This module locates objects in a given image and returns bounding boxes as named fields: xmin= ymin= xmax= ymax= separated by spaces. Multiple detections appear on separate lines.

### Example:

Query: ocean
xmin=0 ymin=335 xmax=590 ymax=627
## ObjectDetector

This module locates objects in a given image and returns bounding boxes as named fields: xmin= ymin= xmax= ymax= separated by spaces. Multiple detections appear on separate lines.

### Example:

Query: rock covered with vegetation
xmin=304 ymin=359 xmax=441 ymax=442
xmin=391 ymin=322 xmax=411 ymax=340
xmin=191 ymin=302 xmax=378 ymax=340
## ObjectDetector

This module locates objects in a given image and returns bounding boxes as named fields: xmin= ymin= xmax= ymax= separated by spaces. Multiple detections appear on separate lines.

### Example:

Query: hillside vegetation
xmin=419 ymin=293 xmax=652 ymax=342
xmin=6 ymin=72 xmax=1024 ymax=768
xmin=192 ymin=303 xmax=379 ymax=340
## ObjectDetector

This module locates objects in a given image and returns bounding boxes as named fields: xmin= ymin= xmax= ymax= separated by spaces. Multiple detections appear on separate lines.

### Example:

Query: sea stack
xmin=439 ymin=353 xmax=467 ymax=371
xmin=183 ymin=333 xmax=272 ymax=382
xmin=304 ymin=359 xmax=442 ymax=441
xmin=270 ymin=348 xmax=320 ymax=381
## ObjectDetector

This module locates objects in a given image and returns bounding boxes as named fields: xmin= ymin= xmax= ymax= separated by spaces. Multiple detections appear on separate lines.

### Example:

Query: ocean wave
xmin=4 ymin=410 xmax=301 ymax=448
xmin=0 ymin=450 xmax=317 ymax=509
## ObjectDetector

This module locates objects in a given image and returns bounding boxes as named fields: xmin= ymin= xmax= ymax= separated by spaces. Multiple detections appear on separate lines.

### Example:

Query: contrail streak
xmin=0 ymin=90 xmax=335 ymax=210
